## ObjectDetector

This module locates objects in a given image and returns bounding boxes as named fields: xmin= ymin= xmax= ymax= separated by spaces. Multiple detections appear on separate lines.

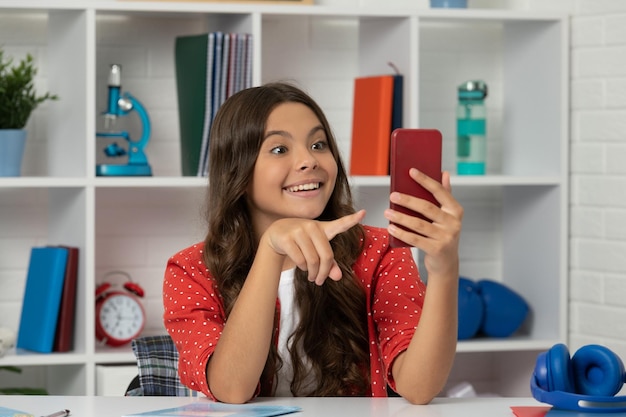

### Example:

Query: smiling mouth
xmin=285 ymin=182 xmax=321 ymax=192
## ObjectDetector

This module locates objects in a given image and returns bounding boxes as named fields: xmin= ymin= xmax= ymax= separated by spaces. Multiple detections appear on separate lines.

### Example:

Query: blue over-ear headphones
xmin=531 ymin=343 xmax=626 ymax=412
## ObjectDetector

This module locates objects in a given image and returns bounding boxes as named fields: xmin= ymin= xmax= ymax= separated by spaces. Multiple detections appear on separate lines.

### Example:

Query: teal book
xmin=16 ymin=246 xmax=69 ymax=353
xmin=122 ymin=402 xmax=301 ymax=417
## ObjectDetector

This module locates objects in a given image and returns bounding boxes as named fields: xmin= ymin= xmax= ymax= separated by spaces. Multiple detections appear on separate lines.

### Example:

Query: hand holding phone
xmin=389 ymin=128 xmax=443 ymax=247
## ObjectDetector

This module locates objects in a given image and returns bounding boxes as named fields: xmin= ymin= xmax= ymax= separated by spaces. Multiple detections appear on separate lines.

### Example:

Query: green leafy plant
xmin=0 ymin=48 xmax=58 ymax=129
xmin=0 ymin=366 xmax=48 ymax=395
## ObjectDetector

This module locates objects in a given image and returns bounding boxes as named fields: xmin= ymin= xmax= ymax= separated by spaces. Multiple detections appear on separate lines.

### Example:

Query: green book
xmin=175 ymin=34 xmax=212 ymax=177
xmin=175 ymin=32 xmax=252 ymax=176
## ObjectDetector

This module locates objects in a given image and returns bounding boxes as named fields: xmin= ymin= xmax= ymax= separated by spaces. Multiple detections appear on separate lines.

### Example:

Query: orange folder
xmin=349 ymin=75 xmax=395 ymax=176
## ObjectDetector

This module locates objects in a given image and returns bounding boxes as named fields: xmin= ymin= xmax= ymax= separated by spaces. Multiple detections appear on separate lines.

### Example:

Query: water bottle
xmin=457 ymin=80 xmax=488 ymax=175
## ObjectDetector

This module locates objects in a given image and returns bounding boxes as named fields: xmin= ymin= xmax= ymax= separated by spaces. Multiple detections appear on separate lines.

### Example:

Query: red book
xmin=349 ymin=75 xmax=395 ymax=176
xmin=53 ymin=246 xmax=79 ymax=352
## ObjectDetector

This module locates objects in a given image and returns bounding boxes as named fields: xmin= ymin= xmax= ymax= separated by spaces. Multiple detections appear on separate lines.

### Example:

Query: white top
xmin=275 ymin=268 xmax=315 ymax=396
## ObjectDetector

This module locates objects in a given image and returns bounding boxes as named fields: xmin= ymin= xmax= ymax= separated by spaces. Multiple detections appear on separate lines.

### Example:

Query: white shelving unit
xmin=0 ymin=2 xmax=568 ymax=397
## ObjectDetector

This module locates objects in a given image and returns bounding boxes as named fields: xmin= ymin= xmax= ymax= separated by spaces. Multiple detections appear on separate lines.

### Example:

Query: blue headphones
xmin=531 ymin=343 xmax=626 ymax=412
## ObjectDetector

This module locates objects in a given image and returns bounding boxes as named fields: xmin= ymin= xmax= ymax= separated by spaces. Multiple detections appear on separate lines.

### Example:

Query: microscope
xmin=96 ymin=64 xmax=152 ymax=176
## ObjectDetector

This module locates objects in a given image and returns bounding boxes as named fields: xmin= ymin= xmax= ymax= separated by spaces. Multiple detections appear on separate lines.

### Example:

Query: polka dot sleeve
xmin=359 ymin=227 xmax=426 ymax=390
xmin=162 ymin=243 xmax=225 ymax=399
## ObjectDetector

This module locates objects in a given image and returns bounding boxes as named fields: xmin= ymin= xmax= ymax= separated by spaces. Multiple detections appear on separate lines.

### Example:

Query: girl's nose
xmin=297 ymin=148 xmax=319 ymax=171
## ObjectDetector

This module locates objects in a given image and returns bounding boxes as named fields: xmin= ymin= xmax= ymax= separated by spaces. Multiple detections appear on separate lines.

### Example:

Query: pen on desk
xmin=40 ymin=409 xmax=70 ymax=417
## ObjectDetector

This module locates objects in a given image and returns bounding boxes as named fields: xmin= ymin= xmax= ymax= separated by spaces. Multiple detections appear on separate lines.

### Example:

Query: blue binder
xmin=17 ymin=246 xmax=69 ymax=353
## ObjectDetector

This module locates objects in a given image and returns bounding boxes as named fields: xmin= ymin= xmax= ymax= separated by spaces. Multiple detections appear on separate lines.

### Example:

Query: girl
xmin=163 ymin=82 xmax=463 ymax=404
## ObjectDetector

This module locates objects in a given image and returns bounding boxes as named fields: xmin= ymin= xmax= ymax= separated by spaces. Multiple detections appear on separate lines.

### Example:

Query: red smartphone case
xmin=389 ymin=128 xmax=443 ymax=247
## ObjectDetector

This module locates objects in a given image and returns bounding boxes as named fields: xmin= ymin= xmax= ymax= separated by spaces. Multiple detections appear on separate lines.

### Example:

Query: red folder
xmin=53 ymin=246 xmax=79 ymax=352
xmin=349 ymin=75 xmax=395 ymax=176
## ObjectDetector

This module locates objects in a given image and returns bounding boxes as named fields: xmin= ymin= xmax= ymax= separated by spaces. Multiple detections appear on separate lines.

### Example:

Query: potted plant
xmin=0 ymin=328 xmax=47 ymax=394
xmin=0 ymin=48 xmax=58 ymax=176
xmin=0 ymin=366 xmax=48 ymax=395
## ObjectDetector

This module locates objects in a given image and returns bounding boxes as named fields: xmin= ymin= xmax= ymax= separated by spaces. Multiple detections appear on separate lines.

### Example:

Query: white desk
xmin=0 ymin=395 xmax=542 ymax=417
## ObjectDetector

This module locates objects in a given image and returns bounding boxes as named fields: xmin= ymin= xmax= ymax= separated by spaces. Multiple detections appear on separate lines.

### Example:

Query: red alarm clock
xmin=95 ymin=271 xmax=146 ymax=347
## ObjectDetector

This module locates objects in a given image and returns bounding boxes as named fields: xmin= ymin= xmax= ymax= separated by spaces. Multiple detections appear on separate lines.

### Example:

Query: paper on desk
xmin=0 ymin=406 xmax=34 ymax=417
xmin=121 ymin=401 xmax=301 ymax=417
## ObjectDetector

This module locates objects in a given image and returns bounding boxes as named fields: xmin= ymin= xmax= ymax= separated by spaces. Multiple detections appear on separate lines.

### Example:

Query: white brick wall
xmin=3 ymin=0 xmax=626 ymax=374
xmin=565 ymin=1 xmax=626 ymax=362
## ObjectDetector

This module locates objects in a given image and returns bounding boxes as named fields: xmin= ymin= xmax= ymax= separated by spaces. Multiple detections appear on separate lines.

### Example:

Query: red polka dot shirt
xmin=163 ymin=225 xmax=426 ymax=399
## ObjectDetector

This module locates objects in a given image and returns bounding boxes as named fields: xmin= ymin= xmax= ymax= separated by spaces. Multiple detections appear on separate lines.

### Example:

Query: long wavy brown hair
xmin=203 ymin=82 xmax=370 ymax=396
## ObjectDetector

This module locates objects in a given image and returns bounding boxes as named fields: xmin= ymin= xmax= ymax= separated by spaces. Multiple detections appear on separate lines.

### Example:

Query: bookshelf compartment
xmin=0 ymin=363 xmax=86 ymax=395
xmin=94 ymin=187 xmax=206 ymax=337
xmin=448 ymin=350 xmax=540 ymax=397
xmin=456 ymin=184 xmax=565 ymax=343
xmin=418 ymin=17 xmax=565 ymax=178
xmin=0 ymin=187 xmax=86 ymax=345
xmin=94 ymin=11 xmax=256 ymax=177
xmin=0 ymin=9 xmax=88 ymax=178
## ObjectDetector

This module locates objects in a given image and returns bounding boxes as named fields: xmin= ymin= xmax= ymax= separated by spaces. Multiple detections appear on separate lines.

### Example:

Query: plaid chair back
xmin=129 ymin=334 xmax=199 ymax=396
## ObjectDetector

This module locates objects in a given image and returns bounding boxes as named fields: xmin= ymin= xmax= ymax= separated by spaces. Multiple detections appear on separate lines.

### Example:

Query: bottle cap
xmin=458 ymin=80 xmax=488 ymax=100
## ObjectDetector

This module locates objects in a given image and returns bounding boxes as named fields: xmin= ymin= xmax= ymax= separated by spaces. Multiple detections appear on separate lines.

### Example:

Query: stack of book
xmin=16 ymin=246 xmax=79 ymax=353
xmin=175 ymin=31 xmax=253 ymax=177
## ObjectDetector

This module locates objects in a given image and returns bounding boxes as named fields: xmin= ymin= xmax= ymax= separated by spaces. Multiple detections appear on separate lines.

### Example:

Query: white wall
xmin=513 ymin=0 xmax=626 ymax=360
xmin=464 ymin=0 xmax=626 ymax=379
xmin=564 ymin=1 xmax=626 ymax=360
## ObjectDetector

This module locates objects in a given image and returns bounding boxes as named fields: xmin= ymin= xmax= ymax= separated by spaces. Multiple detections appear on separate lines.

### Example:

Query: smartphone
xmin=389 ymin=128 xmax=443 ymax=248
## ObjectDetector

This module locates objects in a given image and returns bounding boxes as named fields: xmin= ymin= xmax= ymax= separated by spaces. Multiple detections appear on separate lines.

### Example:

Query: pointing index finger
xmin=324 ymin=209 xmax=366 ymax=240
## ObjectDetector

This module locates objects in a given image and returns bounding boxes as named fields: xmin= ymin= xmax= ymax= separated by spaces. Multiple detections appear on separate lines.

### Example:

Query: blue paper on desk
xmin=121 ymin=401 xmax=301 ymax=417
xmin=0 ymin=406 xmax=33 ymax=417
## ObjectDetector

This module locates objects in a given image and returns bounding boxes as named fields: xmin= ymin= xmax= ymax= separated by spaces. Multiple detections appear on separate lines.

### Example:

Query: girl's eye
xmin=270 ymin=145 xmax=288 ymax=155
xmin=312 ymin=141 xmax=328 ymax=151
